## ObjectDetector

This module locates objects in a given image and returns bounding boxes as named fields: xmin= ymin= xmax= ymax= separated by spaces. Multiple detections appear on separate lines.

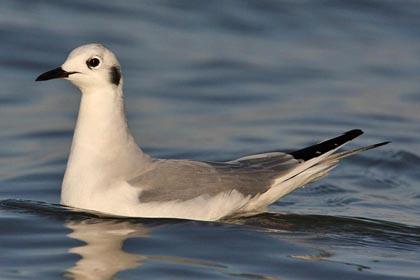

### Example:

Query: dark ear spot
xmin=110 ymin=66 xmax=121 ymax=86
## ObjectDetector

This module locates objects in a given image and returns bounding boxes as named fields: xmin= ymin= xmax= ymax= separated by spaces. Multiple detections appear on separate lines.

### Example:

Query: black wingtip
xmin=289 ymin=129 xmax=364 ymax=161
xmin=344 ymin=129 xmax=364 ymax=139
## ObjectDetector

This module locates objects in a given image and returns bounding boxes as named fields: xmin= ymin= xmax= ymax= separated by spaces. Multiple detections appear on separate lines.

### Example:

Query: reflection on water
xmin=64 ymin=220 xmax=147 ymax=280
xmin=290 ymin=252 xmax=371 ymax=272
xmin=1 ymin=199 xmax=419 ymax=279
xmin=64 ymin=218 xmax=227 ymax=280
xmin=58 ymin=210 xmax=420 ymax=279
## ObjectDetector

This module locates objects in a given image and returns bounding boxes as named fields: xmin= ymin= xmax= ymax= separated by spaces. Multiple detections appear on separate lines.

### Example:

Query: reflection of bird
xmin=36 ymin=44 xmax=388 ymax=221
xmin=64 ymin=220 xmax=147 ymax=280
xmin=64 ymin=219 xmax=228 ymax=280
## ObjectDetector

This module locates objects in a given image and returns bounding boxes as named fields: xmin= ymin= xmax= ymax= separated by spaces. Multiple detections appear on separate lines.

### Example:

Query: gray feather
xmin=129 ymin=153 xmax=298 ymax=203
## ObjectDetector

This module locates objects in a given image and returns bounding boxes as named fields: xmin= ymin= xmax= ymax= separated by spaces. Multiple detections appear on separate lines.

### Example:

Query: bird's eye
xmin=86 ymin=57 xmax=101 ymax=69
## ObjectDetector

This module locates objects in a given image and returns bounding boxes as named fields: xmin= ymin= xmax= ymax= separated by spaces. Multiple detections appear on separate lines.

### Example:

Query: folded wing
xmin=130 ymin=153 xmax=299 ymax=203
xmin=130 ymin=129 xmax=387 ymax=205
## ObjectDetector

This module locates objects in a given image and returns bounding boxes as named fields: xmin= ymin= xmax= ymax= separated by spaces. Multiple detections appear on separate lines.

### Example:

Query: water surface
xmin=0 ymin=1 xmax=419 ymax=279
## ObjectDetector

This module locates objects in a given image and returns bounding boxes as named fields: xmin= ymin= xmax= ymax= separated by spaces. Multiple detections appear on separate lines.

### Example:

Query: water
xmin=1 ymin=0 xmax=420 ymax=279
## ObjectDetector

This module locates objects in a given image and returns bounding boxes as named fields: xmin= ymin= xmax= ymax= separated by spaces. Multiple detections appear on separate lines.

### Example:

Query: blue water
xmin=1 ymin=1 xmax=420 ymax=279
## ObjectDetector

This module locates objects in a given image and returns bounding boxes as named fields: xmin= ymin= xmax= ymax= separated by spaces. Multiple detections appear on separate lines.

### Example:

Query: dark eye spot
xmin=86 ymin=57 xmax=101 ymax=69
xmin=110 ymin=66 xmax=121 ymax=86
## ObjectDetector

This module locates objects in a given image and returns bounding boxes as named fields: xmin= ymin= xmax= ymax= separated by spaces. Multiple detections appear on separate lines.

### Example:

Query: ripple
xmin=350 ymin=150 xmax=420 ymax=172
xmin=4 ymin=172 xmax=63 ymax=184
xmin=0 ymin=199 xmax=186 ymax=225
xmin=232 ymin=212 xmax=420 ymax=250
xmin=11 ymin=129 xmax=73 ymax=140
xmin=301 ymin=183 xmax=349 ymax=196
xmin=326 ymin=196 xmax=361 ymax=207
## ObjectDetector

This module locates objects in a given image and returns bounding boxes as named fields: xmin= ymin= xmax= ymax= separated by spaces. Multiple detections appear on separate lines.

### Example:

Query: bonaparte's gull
xmin=36 ymin=44 xmax=388 ymax=221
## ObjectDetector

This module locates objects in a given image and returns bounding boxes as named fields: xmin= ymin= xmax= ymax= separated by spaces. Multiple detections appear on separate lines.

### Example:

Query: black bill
xmin=35 ymin=67 xmax=76 ymax=81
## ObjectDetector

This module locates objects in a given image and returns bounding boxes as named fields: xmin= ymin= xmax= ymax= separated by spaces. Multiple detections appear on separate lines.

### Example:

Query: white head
xmin=36 ymin=44 xmax=122 ymax=91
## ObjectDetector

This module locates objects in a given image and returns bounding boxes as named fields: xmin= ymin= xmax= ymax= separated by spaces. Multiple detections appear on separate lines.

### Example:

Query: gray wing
xmin=129 ymin=152 xmax=299 ymax=203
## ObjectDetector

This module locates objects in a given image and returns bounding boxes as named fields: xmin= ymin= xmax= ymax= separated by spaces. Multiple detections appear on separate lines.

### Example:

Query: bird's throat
xmin=61 ymin=86 xmax=145 ymax=206
xmin=74 ymin=87 xmax=130 ymax=154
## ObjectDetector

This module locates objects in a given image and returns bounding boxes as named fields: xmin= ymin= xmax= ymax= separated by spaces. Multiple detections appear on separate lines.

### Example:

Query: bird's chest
xmin=61 ymin=173 xmax=140 ymax=216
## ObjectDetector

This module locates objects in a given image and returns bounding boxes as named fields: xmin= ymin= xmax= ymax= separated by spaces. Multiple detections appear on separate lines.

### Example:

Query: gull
xmin=35 ymin=44 xmax=388 ymax=221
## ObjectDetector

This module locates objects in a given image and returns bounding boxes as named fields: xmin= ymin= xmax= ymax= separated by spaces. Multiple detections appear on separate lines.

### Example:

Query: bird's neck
xmin=62 ymin=85 xmax=148 ymax=198
xmin=73 ymin=85 xmax=133 ymax=155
